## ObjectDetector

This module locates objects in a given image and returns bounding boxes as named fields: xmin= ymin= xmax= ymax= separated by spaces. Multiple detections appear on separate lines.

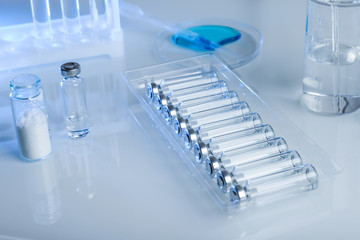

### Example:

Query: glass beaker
xmin=302 ymin=0 xmax=360 ymax=114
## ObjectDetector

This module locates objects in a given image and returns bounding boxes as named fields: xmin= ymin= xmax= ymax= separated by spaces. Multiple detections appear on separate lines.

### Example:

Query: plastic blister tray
xmin=123 ymin=54 xmax=340 ymax=211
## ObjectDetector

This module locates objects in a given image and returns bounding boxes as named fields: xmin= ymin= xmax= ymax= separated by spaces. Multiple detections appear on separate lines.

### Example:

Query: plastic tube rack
xmin=0 ymin=0 xmax=123 ymax=71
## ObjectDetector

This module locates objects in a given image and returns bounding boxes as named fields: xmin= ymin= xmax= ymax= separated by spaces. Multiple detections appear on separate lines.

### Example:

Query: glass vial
xmin=229 ymin=164 xmax=319 ymax=207
xmin=205 ymin=137 xmax=288 ymax=176
xmin=216 ymin=151 xmax=303 ymax=192
xmin=183 ymin=112 xmax=262 ymax=149
xmin=147 ymin=71 xmax=216 ymax=100
xmin=172 ymin=101 xmax=250 ymax=135
xmin=60 ymin=62 xmax=90 ymax=138
xmin=10 ymin=74 xmax=52 ymax=161
xmin=163 ymin=91 xmax=240 ymax=123
xmin=155 ymin=80 xmax=228 ymax=110
xmin=193 ymin=124 xmax=275 ymax=163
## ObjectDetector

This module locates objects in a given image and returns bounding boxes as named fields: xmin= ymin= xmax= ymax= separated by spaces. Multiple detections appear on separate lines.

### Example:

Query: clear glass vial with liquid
xmin=60 ymin=62 xmax=90 ymax=138
xmin=10 ymin=74 xmax=52 ymax=161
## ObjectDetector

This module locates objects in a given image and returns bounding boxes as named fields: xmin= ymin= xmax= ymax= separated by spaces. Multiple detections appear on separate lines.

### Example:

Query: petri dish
xmin=155 ymin=18 xmax=263 ymax=69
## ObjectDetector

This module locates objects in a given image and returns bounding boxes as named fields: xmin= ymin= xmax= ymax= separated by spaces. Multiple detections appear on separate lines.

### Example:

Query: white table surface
xmin=0 ymin=0 xmax=359 ymax=239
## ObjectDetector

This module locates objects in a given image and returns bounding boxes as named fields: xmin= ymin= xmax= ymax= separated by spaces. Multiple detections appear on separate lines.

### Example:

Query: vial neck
xmin=11 ymin=87 xmax=41 ymax=100
xmin=63 ymin=76 xmax=80 ymax=81
xmin=10 ymin=74 xmax=42 ymax=100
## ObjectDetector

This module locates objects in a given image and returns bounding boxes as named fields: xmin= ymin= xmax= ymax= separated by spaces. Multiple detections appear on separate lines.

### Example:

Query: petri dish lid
xmin=155 ymin=18 xmax=263 ymax=69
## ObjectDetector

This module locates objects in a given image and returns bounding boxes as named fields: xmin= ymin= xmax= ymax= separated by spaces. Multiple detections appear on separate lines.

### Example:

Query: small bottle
xmin=10 ymin=74 xmax=52 ymax=161
xmin=229 ymin=164 xmax=319 ymax=207
xmin=60 ymin=62 xmax=90 ymax=138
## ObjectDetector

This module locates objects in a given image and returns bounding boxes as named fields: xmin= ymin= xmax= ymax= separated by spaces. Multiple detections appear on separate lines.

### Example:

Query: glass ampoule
xmin=193 ymin=124 xmax=275 ymax=163
xmin=229 ymin=164 xmax=319 ymax=207
xmin=155 ymin=80 xmax=228 ymax=110
xmin=183 ymin=113 xmax=262 ymax=149
xmin=163 ymin=91 xmax=240 ymax=123
xmin=205 ymin=137 xmax=288 ymax=176
xmin=147 ymin=70 xmax=216 ymax=100
xmin=172 ymin=101 xmax=250 ymax=135
xmin=216 ymin=151 xmax=303 ymax=191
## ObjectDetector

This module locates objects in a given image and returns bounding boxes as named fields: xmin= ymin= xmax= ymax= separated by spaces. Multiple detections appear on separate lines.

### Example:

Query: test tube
xmin=229 ymin=164 xmax=318 ymax=207
xmin=216 ymin=151 xmax=303 ymax=192
xmin=163 ymin=91 xmax=239 ymax=123
xmin=90 ymin=0 xmax=108 ymax=32
xmin=205 ymin=137 xmax=288 ymax=176
xmin=183 ymin=113 xmax=262 ymax=149
xmin=60 ymin=0 xmax=81 ymax=35
xmin=193 ymin=124 xmax=275 ymax=163
xmin=172 ymin=101 xmax=251 ymax=135
xmin=147 ymin=71 xmax=218 ymax=100
xmin=155 ymin=80 xmax=228 ymax=110
xmin=30 ymin=0 xmax=52 ymax=39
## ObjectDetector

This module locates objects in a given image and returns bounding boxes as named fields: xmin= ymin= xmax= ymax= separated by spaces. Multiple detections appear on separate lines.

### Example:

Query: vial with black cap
xmin=60 ymin=62 xmax=90 ymax=138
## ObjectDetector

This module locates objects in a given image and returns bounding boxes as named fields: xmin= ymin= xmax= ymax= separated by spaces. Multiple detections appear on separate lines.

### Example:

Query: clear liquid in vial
xmin=66 ymin=114 xmax=90 ymax=138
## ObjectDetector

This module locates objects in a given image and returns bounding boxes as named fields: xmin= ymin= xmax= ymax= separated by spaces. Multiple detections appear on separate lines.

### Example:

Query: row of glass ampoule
xmin=146 ymin=69 xmax=319 ymax=207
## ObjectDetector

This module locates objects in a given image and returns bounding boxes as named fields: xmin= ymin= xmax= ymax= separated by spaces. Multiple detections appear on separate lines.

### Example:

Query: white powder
xmin=16 ymin=108 xmax=52 ymax=160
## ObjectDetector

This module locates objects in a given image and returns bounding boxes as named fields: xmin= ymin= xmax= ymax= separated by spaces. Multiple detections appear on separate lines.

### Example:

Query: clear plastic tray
xmin=123 ymin=54 xmax=340 ymax=211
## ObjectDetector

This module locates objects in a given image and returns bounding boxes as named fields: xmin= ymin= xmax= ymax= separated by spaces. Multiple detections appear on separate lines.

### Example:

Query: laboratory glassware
xmin=148 ymin=71 xmax=218 ymax=101
xmin=10 ymin=74 xmax=52 ymax=161
xmin=155 ymin=80 xmax=228 ymax=110
xmin=60 ymin=0 xmax=81 ymax=35
xmin=193 ymin=124 xmax=275 ymax=163
xmin=216 ymin=151 xmax=303 ymax=192
xmin=172 ymin=101 xmax=251 ymax=135
xmin=30 ymin=0 xmax=52 ymax=39
xmin=60 ymin=62 xmax=90 ymax=138
xmin=302 ymin=0 xmax=360 ymax=114
xmin=183 ymin=112 xmax=262 ymax=149
xmin=205 ymin=137 xmax=288 ymax=176
xmin=163 ymin=91 xmax=239 ymax=123
xmin=229 ymin=164 xmax=318 ymax=207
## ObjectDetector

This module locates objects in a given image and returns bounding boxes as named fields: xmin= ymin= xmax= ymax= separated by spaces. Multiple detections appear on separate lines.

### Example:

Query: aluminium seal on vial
xmin=147 ymin=82 xmax=160 ymax=100
xmin=61 ymin=62 xmax=81 ymax=77
xmin=172 ymin=116 xmax=189 ymax=135
xmin=156 ymin=94 xmax=170 ymax=109
xmin=163 ymin=105 xmax=178 ymax=123
xmin=216 ymin=170 xmax=233 ymax=192
xmin=193 ymin=141 xmax=210 ymax=163
xmin=183 ymin=128 xmax=199 ymax=149
xmin=229 ymin=184 xmax=248 ymax=206
xmin=205 ymin=156 xmax=222 ymax=176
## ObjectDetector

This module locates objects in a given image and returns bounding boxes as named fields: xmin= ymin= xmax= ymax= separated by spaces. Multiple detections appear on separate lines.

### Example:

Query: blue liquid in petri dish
xmin=172 ymin=25 xmax=241 ymax=51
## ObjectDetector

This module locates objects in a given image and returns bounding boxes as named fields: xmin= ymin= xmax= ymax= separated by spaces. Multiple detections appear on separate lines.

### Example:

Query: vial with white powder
xmin=10 ymin=74 xmax=52 ymax=161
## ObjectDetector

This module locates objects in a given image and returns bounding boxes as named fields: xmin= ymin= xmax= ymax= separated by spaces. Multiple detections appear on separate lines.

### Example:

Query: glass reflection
xmin=26 ymin=156 xmax=61 ymax=225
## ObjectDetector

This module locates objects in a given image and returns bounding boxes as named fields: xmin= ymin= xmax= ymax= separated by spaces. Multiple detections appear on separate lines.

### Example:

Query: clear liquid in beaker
xmin=302 ymin=42 xmax=360 ymax=114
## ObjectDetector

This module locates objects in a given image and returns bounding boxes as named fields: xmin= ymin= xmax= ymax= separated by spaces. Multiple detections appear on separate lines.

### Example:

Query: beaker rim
xmin=311 ymin=0 xmax=360 ymax=7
